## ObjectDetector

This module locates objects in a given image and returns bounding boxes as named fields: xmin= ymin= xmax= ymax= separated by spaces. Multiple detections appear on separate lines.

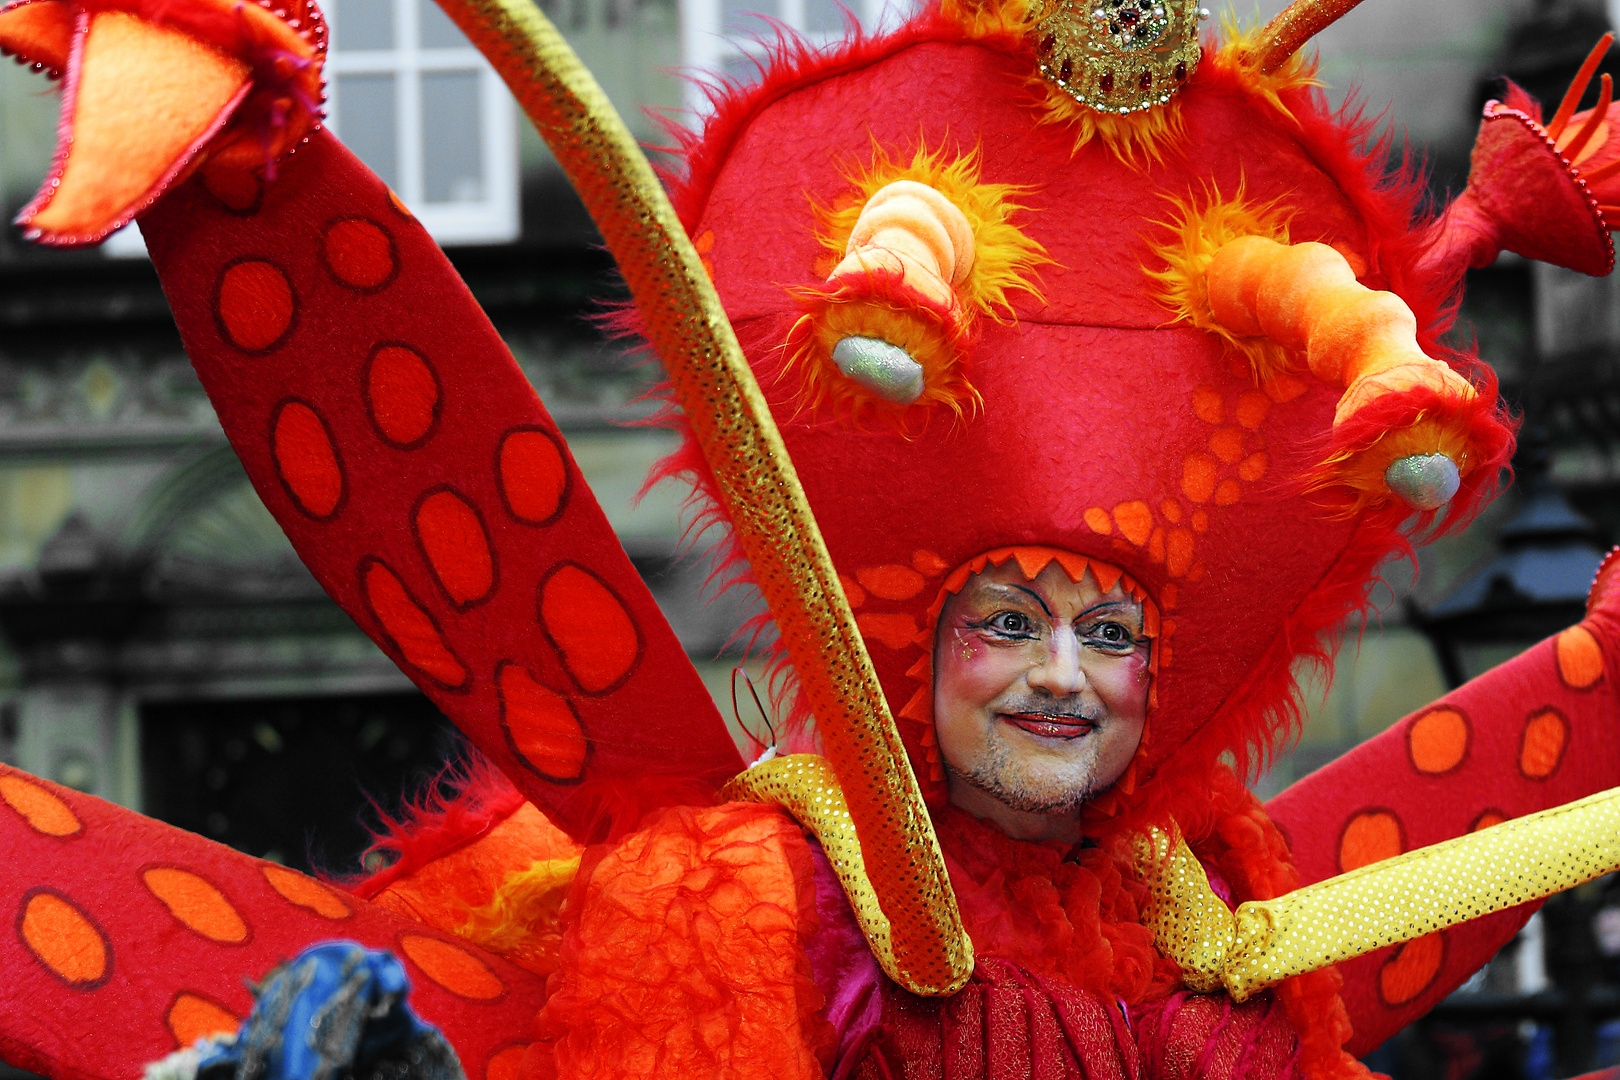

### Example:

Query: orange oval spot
xmin=1166 ymin=528 xmax=1195 ymax=578
xmin=202 ymin=167 xmax=261 ymax=212
xmin=272 ymin=401 xmax=343 ymax=518
xmin=323 ymin=218 xmax=398 ymax=291
xmin=367 ymin=346 xmax=440 ymax=447
xmin=1407 ymin=707 xmax=1469 ymax=775
xmin=262 ymin=865 xmax=351 ymax=919
xmin=1520 ymin=707 xmax=1569 ymax=779
xmin=143 ymin=868 xmax=248 ymax=944
xmin=1265 ymin=373 xmax=1308 ymax=402
xmin=1556 ymin=624 xmax=1604 ymax=689
xmin=400 ymin=934 xmax=504 ymax=1000
xmin=20 ymin=890 xmax=108 ymax=987
xmin=416 ymin=490 xmax=496 ymax=609
xmin=1084 ymin=507 xmax=1112 ymax=534
xmin=1339 ymin=810 xmax=1403 ymax=872
xmin=1159 ymin=499 xmax=1183 ymax=524
xmin=0 ymin=774 xmax=80 ymax=836
xmin=911 ymin=550 xmax=949 ymax=576
xmin=1209 ymin=426 xmax=1245 ymax=464
xmin=1379 ymin=933 xmax=1444 ymax=1006
xmin=1182 ymin=454 xmax=1218 ymax=503
xmin=217 ymin=260 xmax=295 ymax=353
xmin=499 ymin=663 xmax=587 ymax=781
xmin=1191 ymin=509 xmax=1209 ymax=533
xmin=167 ymin=993 xmax=240 ymax=1047
xmin=1214 ymin=479 xmax=1243 ymax=505
xmin=856 ymin=564 xmax=925 ymax=601
xmin=1235 ymin=390 xmax=1271 ymax=430
xmin=1113 ymin=501 xmax=1153 ymax=546
xmin=1191 ymin=385 xmax=1223 ymax=425
xmin=362 ymin=560 xmax=468 ymax=688
xmin=856 ymin=612 xmax=919 ymax=651
xmin=838 ymin=573 xmax=866 ymax=608
xmin=486 ymin=1045 xmax=530 ymax=1080
xmin=499 ymin=429 xmax=570 ymax=526
xmin=1471 ymin=809 xmax=1508 ymax=832
xmin=1147 ymin=526 xmax=1166 ymax=563
xmin=1238 ymin=452 xmax=1268 ymax=482
xmin=539 ymin=565 xmax=640 ymax=694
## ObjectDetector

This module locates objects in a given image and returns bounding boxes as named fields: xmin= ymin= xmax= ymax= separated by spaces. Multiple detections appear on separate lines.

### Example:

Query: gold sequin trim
xmin=723 ymin=755 xmax=974 ymax=995
xmin=430 ymin=0 xmax=969 ymax=994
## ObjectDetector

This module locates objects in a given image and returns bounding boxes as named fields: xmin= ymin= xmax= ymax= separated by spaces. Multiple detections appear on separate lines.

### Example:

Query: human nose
xmin=1027 ymin=625 xmax=1085 ymax=695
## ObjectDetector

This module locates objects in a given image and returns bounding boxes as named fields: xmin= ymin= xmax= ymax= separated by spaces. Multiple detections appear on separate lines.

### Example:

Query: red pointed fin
xmin=138 ymin=130 xmax=744 ymax=844
xmin=19 ymin=9 xmax=252 ymax=245
xmin=0 ymin=764 xmax=548 ymax=1080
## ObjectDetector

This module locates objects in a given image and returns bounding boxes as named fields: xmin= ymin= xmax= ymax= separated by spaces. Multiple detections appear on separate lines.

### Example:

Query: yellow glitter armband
xmin=1140 ymin=785 xmax=1620 ymax=1000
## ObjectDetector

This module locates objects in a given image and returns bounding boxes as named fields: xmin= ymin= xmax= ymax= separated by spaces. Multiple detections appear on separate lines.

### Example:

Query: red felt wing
xmin=1266 ymin=604 xmax=1620 ymax=1054
xmin=136 ymin=130 xmax=743 ymax=842
xmin=0 ymin=764 xmax=545 ymax=1080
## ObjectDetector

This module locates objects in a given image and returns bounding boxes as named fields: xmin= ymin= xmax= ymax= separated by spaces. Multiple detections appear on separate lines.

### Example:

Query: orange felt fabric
xmin=27 ymin=10 xmax=249 ymax=240
xmin=0 ymin=0 xmax=71 ymax=70
xmin=372 ymin=801 xmax=581 ymax=928
xmin=536 ymin=802 xmax=830 ymax=1080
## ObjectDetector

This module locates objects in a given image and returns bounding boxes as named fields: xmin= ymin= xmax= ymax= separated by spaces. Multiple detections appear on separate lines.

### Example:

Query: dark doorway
xmin=141 ymin=692 xmax=463 ymax=875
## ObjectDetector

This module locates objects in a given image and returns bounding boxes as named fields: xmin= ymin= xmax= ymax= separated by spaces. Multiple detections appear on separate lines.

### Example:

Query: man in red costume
xmin=4 ymin=0 xmax=1620 ymax=1076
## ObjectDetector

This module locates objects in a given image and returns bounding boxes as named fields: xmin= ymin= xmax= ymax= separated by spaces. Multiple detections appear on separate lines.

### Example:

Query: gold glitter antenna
xmin=1248 ymin=0 xmax=1369 ymax=74
xmin=427 ymin=0 xmax=974 ymax=997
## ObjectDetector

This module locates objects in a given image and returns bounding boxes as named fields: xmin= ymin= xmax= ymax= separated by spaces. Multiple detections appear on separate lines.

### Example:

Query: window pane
xmin=418 ymin=0 xmax=466 ymax=48
xmin=336 ymin=74 xmax=399 ymax=190
xmin=722 ymin=0 xmax=776 ymax=25
xmin=721 ymin=54 xmax=761 ymax=88
xmin=332 ymin=0 xmax=395 ymax=50
xmin=421 ymin=71 xmax=483 ymax=203
xmin=804 ymin=0 xmax=844 ymax=33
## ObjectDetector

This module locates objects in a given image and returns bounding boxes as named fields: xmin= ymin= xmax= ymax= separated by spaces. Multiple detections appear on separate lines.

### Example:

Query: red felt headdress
xmin=652 ymin=0 xmax=1558 ymax=835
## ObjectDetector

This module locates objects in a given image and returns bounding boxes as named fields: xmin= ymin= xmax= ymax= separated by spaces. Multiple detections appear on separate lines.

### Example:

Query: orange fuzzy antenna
xmin=1205 ymin=236 xmax=1479 ymax=511
xmin=783 ymin=145 xmax=1044 ymax=430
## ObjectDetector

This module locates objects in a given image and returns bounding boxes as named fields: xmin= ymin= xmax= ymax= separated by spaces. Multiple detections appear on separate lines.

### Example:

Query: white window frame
xmin=326 ymin=0 xmax=520 ymax=244
xmin=680 ymin=0 xmax=914 ymax=111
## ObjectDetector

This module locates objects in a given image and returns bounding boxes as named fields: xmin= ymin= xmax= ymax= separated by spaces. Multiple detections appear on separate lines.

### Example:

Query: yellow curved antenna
xmin=429 ymin=0 xmax=972 ymax=995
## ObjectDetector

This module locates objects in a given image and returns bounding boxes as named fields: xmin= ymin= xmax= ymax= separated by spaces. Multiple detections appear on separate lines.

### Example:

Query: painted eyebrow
xmin=1006 ymin=584 xmax=1054 ymax=617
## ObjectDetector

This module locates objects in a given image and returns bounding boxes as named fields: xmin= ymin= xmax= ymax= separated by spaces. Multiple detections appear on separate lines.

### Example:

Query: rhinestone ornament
xmin=1385 ymin=453 xmax=1460 ymax=511
xmin=831 ymin=336 xmax=927 ymax=404
xmin=1032 ymin=0 xmax=1206 ymax=114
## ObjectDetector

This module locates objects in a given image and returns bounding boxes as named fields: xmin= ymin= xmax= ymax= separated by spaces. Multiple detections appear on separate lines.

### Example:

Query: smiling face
xmin=932 ymin=558 xmax=1151 ymax=841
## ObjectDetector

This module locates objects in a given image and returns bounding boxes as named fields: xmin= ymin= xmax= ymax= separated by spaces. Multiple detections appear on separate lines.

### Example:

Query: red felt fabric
xmin=137 ymin=131 xmax=744 ymax=845
xmin=0 ymin=763 xmax=546 ymax=1080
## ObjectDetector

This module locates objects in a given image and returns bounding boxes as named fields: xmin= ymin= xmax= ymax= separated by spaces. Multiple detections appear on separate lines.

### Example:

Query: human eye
xmin=981 ymin=611 xmax=1040 ymax=639
xmin=1081 ymin=620 xmax=1138 ymax=653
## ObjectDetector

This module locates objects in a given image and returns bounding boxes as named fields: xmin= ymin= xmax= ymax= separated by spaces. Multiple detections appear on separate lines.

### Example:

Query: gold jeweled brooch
xmin=1032 ymin=0 xmax=1209 ymax=114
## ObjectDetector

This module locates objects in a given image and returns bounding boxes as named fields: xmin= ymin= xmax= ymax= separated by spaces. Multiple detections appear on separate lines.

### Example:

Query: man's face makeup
xmin=932 ymin=559 xmax=1151 ymax=840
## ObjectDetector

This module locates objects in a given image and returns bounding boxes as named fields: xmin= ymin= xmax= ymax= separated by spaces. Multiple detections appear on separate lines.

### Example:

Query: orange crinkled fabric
xmin=534 ymin=801 xmax=832 ymax=1080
